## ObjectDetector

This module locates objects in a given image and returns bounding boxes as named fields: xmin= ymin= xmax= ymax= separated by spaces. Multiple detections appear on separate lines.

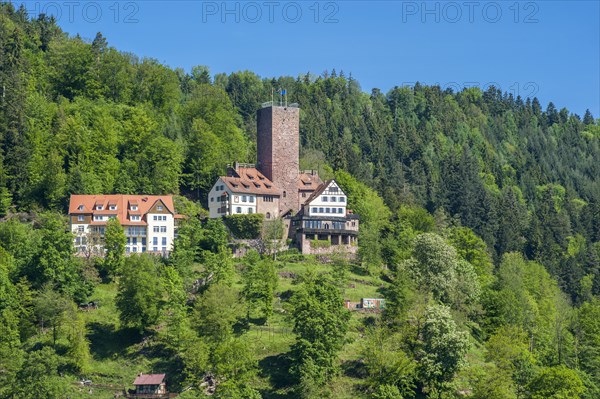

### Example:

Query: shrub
xmin=223 ymin=214 xmax=264 ymax=239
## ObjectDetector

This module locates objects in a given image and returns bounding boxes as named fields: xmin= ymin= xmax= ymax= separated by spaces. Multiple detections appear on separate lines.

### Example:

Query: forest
xmin=1 ymin=2 xmax=600 ymax=398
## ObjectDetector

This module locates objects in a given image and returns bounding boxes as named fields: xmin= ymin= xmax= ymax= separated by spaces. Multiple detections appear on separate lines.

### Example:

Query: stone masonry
xmin=256 ymin=106 xmax=300 ymax=214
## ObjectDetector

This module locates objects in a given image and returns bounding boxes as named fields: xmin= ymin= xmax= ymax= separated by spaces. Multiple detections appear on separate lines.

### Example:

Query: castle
xmin=208 ymin=103 xmax=358 ymax=254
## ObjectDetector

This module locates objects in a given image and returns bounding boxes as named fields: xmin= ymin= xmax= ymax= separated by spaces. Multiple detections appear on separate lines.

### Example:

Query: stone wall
xmin=257 ymin=106 xmax=300 ymax=215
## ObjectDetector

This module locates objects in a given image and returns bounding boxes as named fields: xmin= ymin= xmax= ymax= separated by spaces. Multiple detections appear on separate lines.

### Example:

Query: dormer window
xmin=96 ymin=205 xmax=104 ymax=210
xmin=131 ymin=215 xmax=141 ymax=222
xmin=78 ymin=205 xmax=84 ymax=211
xmin=131 ymin=205 xmax=138 ymax=211
xmin=109 ymin=205 xmax=117 ymax=211
xmin=242 ymin=183 xmax=250 ymax=189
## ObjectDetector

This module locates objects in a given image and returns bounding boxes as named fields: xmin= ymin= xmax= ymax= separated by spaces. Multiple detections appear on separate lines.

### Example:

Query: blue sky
xmin=15 ymin=0 xmax=600 ymax=116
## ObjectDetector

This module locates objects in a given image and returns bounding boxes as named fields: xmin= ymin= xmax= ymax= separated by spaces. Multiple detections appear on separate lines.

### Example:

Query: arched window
xmin=324 ymin=223 xmax=330 ymax=229
xmin=283 ymin=191 xmax=287 ymax=198
xmin=266 ymin=212 xmax=271 ymax=219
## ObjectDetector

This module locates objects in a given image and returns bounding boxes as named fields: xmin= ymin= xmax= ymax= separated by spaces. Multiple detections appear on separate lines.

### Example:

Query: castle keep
xmin=208 ymin=103 xmax=358 ymax=254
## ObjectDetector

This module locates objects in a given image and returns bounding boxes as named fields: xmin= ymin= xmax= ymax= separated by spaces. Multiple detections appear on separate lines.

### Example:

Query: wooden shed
xmin=131 ymin=373 xmax=167 ymax=397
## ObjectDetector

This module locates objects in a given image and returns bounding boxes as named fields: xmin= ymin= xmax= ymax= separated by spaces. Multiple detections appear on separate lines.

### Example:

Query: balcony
xmin=300 ymin=227 xmax=358 ymax=236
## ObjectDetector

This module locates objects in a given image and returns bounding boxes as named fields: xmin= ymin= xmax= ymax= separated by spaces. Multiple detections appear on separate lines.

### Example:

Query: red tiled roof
xmin=69 ymin=195 xmax=175 ymax=225
xmin=220 ymin=167 xmax=281 ymax=196
xmin=298 ymin=172 xmax=323 ymax=190
xmin=133 ymin=373 xmax=166 ymax=386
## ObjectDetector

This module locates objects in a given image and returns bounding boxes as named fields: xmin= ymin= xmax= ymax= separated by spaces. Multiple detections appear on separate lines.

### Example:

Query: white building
xmin=291 ymin=180 xmax=359 ymax=255
xmin=208 ymin=164 xmax=283 ymax=219
xmin=304 ymin=180 xmax=348 ymax=218
xmin=68 ymin=194 xmax=182 ymax=256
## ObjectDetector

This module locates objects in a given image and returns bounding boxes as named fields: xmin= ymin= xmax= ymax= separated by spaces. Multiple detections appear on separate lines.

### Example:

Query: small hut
xmin=131 ymin=373 xmax=167 ymax=397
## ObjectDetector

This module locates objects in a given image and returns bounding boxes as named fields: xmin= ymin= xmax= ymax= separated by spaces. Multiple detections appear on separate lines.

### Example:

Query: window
xmin=242 ymin=195 xmax=247 ymax=202
xmin=153 ymin=237 xmax=158 ymax=245
xmin=338 ymin=208 xmax=343 ymax=214
xmin=302 ymin=192 xmax=307 ymax=198
xmin=109 ymin=205 xmax=117 ymax=210
xmin=78 ymin=205 xmax=84 ymax=211
xmin=339 ymin=197 xmax=345 ymax=202
xmin=319 ymin=207 xmax=324 ymax=213
xmin=132 ymin=247 xmax=137 ymax=253
xmin=160 ymin=226 xmax=167 ymax=233
xmin=331 ymin=196 xmax=336 ymax=202
xmin=96 ymin=205 xmax=104 ymax=210
xmin=312 ymin=207 xmax=318 ymax=213
xmin=266 ymin=212 xmax=271 ymax=219
xmin=330 ymin=186 xmax=339 ymax=193
xmin=78 ymin=215 xmax=85 ymax=222
xmin=153 ymin=215 xmax=158 ymax=221
xmin=142 ymin=247 xmax=146 ymax=252
xmin=216 ymin=197 xmax=221 ymax=202
xmin=161 ymin=216 xmax=167 ymax=221
xmin=322 ymin=196 xmax=328 ymax=202
xmin=162 ymin=237 xmax=167 ymax=245
xmin=248 ymin=208 xmax=253 ymax=214
xmin=126 ymin=247 xmax=130 ymax=253
xmin=131 ymin=215 xmax=141 ymax=221
xmin=153 ymin=226 xmax=159 ymax=233
xmin=211 ymin=197 xmax=214 ymax=202
xmin=131 ymin=205 xmax=138 ymax=211
xmin=153 ymin=247 xmax=158 ymax=252
xmin=78 ymin=226 xmax=84 ymax=233
xmin=132 ymin=237 xmax=137 ymax=245
xmin=236 ymin=207 xmax=242 ymax=214
xmin=263 ymin=196 xmax=274 ymax=202
xmin=93 ymin=215 xmax=104 ymax=221
xmin=283 ymin=191 xmax=287 ymax=198
xmin=326 ymin=208 xmax=331 ymax=213
xmin=142 ymin=238 xmax=146 ymax=245
xmin=127 ymin=237 xmax=131 ymax=244
xmin=157 ymin=206 xmax=163 ymax=211
xmin=162 ymin=247 xmax=167 ymax=253
xmin=249 ymin=196 xmax=255 ymax=203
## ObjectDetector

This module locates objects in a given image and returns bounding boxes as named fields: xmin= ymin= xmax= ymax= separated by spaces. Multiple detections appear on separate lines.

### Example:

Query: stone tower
xmin=256 ymin=105 xmax=300 ymax=214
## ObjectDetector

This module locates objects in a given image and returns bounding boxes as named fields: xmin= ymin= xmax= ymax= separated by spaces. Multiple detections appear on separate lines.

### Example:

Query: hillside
xmin=1 ymin=3 xmax=600 ymax=399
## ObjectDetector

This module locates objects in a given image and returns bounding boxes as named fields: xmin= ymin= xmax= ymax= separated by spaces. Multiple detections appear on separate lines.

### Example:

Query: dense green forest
xmin=1 ymin=3 xmax=600 ymax=398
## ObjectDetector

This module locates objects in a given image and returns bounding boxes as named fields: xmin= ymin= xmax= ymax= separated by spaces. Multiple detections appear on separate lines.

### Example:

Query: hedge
xmin=223 ymin=214 xmax=264 ymax=239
